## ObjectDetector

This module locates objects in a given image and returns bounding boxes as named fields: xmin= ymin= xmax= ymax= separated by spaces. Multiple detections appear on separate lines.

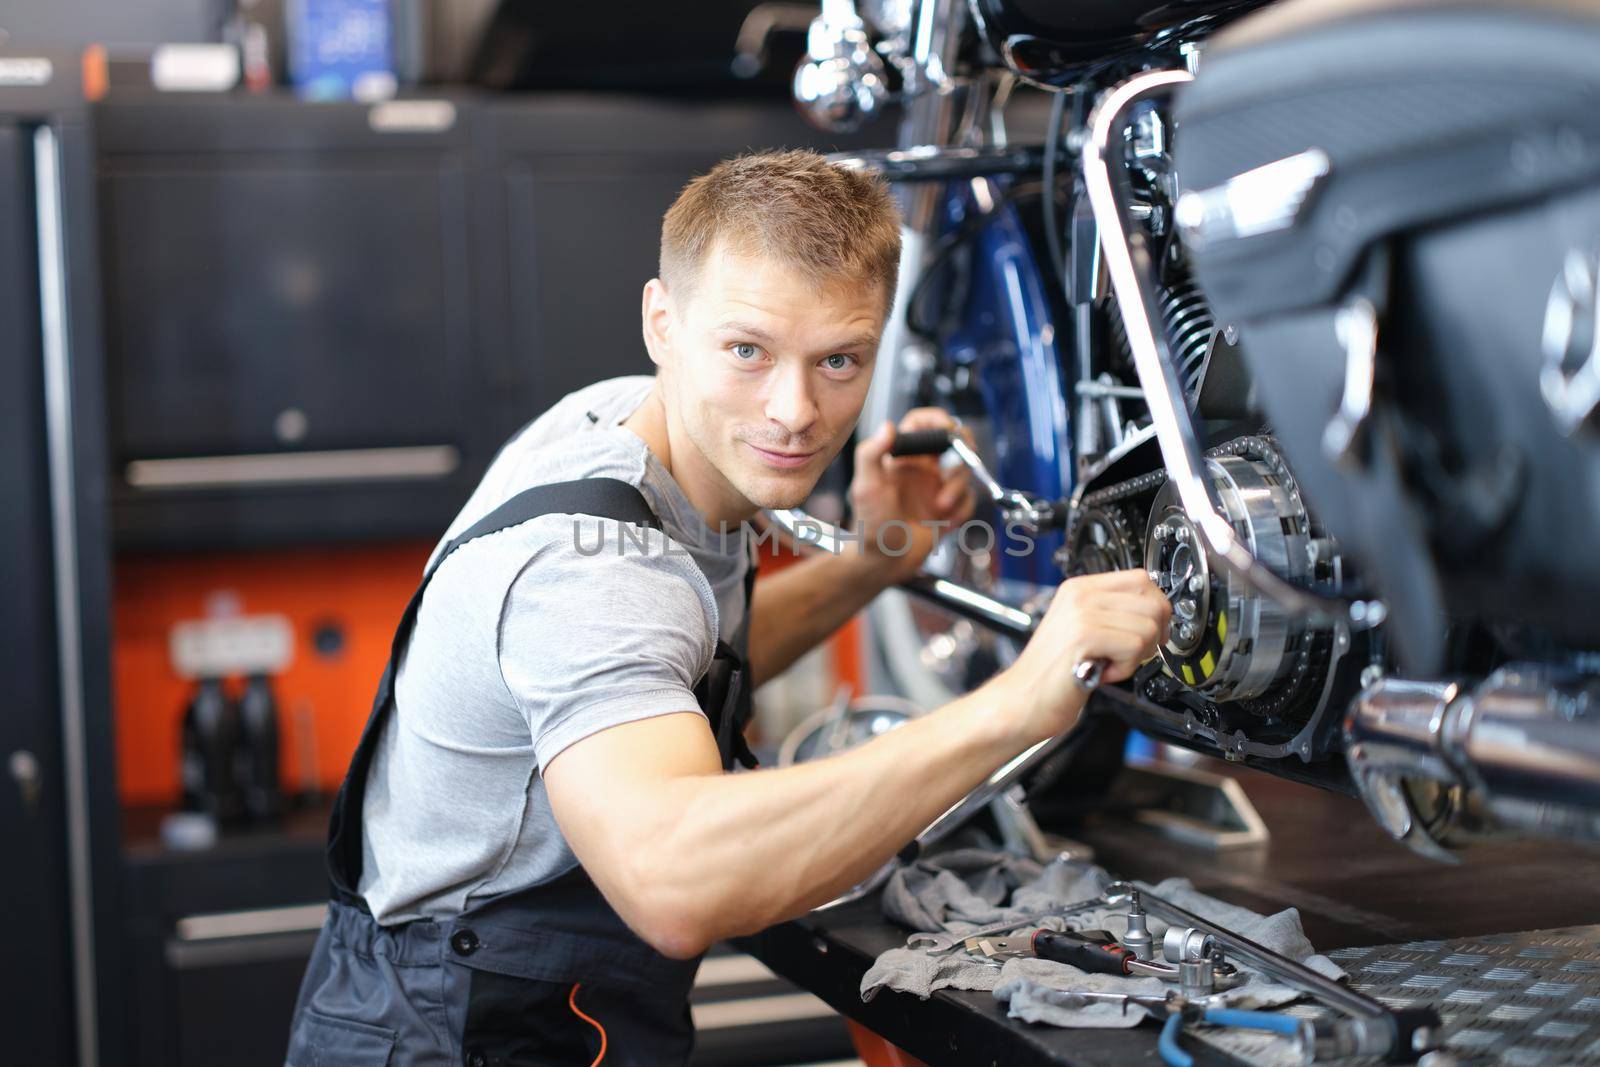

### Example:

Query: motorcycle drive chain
xmin=1072 ymin=434 xmax=1298 ymax=516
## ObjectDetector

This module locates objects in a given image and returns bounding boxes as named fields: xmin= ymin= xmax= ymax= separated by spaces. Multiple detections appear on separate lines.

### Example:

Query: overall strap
xmin=327 ymin=478 xmax=661 ymax=905
xmin=702 ymin=552 xmax=761 ymax=771
xmin=437 ymin=477 xmax=660 ymax=578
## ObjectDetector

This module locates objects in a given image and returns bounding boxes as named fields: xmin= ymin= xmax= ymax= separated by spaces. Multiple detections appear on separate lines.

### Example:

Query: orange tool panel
xmin=112 ymin=542 xmax=432 ymax=806
xmin=112 ymin=536 xmax=866 ymax=806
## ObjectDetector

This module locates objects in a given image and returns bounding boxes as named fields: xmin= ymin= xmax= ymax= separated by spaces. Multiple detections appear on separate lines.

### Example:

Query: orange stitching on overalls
xmin=568 ymin=983 xmax=607 ymax=1066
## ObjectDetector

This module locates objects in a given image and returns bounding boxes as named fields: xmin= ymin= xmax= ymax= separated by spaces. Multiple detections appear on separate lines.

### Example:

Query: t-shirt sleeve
xmin=498 ymin=522 xmax=718 ymax=769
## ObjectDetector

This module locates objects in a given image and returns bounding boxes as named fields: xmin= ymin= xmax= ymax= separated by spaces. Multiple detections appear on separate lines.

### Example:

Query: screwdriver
xmin=1031 ymin=929 xmax=1176 ymax=978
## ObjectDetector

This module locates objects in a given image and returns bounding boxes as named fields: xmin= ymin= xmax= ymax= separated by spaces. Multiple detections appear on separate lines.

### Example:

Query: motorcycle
xmin=771 ymin=0 xmax=1600 ymax=862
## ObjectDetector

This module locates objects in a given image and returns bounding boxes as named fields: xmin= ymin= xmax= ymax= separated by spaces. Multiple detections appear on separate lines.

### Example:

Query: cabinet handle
xmin=9 ymin=750 xmax=41 ymax=817
xmin=125 ymin=444 xmax=460 ymax=490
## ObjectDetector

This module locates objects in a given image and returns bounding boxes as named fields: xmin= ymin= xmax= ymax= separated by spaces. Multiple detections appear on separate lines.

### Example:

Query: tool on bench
xmin=965 ymin=926 xmax=1242 ymax=997
xmin=1052 ymin=988 xmax=1185 ymax=1014
xmin=1158 ymin=1005 xmax=1328 ymax=1067
xmin=888 ymin=426 xmax=1107 ymax=692
xmin=1102 ymin=882 xmax=1441 ymax=1062
xmin=1032 ymin=928 xmax=1192 ymax=979
xmin=905 ymin=894 xmax=1104 ymax=953
xmin=961 ymin=928 xmax=1139 ymax=971
xmin=1118 ymin=887 xmax=1155 ymax=959
xmin=969 ymin=947 xmax=1405 ymax=1067
xmin=953 ymin=974 xmax=1325 ymax=1066
xmin=1158 ymin=1002 xmax=1427 ymax=1067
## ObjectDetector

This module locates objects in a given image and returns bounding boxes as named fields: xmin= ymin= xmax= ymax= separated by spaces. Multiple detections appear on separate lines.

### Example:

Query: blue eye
xmin=824 ymin=354 xmax=856 ymax=371
xmin=732 ymin=343 xmax=761 ymax=360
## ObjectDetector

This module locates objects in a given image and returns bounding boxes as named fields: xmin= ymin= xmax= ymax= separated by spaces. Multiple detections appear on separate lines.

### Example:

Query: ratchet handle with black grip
xmin=888 ymin=427 xmax=954 ymax=457
xmin=1032 ymin=928 xmax=1138 ymax=976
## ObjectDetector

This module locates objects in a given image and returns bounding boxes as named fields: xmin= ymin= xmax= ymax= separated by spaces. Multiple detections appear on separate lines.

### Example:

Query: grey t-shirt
xmin=358 ymin=376 xmax=751 ymax=925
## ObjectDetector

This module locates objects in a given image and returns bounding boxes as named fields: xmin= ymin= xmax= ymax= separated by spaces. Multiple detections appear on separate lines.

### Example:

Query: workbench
xmin=739 ymin=761 xmax=1600 ymax=1066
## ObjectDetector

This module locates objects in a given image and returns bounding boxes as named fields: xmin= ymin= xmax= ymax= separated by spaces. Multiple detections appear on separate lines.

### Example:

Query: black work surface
xmin=737 ymin=763 xmax=1600 ymax=1067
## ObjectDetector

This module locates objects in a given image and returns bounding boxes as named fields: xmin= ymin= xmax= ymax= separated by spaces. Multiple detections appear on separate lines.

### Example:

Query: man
xmin=287 ymin=150 xmax=1170 ymax=1066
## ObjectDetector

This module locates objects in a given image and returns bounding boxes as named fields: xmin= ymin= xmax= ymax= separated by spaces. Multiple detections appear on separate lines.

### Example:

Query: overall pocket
xmin=460 ymin=971 xmax=602 ymax=1067
xmin=286 ymin=1009 xmax=397 ymax=1067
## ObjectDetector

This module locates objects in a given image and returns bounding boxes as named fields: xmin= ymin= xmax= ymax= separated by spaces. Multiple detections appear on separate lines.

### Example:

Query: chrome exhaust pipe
xmin=1344 ymin=667 xmax=1600 ymax=859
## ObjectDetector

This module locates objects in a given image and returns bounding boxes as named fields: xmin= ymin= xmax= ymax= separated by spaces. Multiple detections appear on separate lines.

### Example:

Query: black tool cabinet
xmin=0 ymin=47 xmax=124 ymax=1067
xmin=97 ymin=94 xmax=481 ymax=549
xmin=0 ymin=87 xmax=82 ymax=1067
xmin=97 ymin=91 xmax=880 ymax=552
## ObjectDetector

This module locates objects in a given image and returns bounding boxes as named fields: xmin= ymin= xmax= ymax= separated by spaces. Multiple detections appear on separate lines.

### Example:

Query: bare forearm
xmin=632 ymin=672 xmax=1065 ymax=949
xmin=746 ymin=546 xmax=896 ymax=686
xmin=548 ymin=571 xmax=1169 ymax=960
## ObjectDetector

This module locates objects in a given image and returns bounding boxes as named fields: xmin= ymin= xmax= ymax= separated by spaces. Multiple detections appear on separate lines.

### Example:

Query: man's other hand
xmin=848 ymin=409 xmax=977 ymax=582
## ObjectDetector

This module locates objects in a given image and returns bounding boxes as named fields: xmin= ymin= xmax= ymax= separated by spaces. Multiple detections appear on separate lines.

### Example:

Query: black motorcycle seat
xmin=1175 ymin=0 xmax=1600 ymax=315
xmin=1175 ymin=0 xmax=1600 ymax=659
xmin=1208 ymin=0 xmax=1600 ymax=55
xmin=1181 ymin=0 xmax=1600 ymax=192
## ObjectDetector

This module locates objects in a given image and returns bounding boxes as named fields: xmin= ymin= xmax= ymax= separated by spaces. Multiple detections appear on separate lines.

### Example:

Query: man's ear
xmin=641 ymin=278 xmax=676 ymax=369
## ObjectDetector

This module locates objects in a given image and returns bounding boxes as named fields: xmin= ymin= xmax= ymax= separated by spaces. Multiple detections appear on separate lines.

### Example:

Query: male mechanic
xmin=287 ymin=150 xmax=1171 ymax=1066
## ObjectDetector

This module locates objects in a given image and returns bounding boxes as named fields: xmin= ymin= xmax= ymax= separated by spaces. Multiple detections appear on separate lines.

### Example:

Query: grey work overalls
xmin=287 ymin=477 xmax=758 ymax=1066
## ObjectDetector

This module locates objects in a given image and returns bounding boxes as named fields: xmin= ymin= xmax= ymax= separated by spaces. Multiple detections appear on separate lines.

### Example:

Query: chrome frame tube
xmin=900 ymin=0 xmax=965 ymax=231
xmin=910 ymin=0 xmax=960 ymax=95
xmin=1081 ymin=69 xmax=1387 ymax=632
xmin=36 ymin=124 xmax=100 ymax=1067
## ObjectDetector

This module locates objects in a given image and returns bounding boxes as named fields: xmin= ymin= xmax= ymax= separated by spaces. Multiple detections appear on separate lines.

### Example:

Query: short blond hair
xmin=659 ymin=149 xmax=901 ymax=309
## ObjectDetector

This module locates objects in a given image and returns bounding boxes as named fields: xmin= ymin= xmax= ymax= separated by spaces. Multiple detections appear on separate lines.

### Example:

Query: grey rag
xmin=860 ymin=853 xmax=1347 ymax=1029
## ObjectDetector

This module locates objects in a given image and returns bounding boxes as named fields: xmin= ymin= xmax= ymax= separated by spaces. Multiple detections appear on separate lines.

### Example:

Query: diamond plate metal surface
xmin=1197 ymin=925 xmax=1600 ymax=1066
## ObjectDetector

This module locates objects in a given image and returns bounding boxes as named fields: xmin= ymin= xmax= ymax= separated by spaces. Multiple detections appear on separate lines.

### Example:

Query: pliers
xmin=1157 ymin=1006 xmax=1309 ymax=1067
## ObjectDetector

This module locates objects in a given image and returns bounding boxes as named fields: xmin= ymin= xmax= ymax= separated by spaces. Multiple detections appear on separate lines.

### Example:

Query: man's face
xmin=649 ymin=247 xmax=884 ymax=514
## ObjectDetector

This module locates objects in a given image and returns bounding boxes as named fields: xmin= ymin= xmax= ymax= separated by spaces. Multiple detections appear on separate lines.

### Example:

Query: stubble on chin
xmin=727 ymin=455 xmax=819 ymax=512
xmin=753 ymin=484 xmax=814 ymax=511
xmin=725 ymin=465 xmax=808 ymax=512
